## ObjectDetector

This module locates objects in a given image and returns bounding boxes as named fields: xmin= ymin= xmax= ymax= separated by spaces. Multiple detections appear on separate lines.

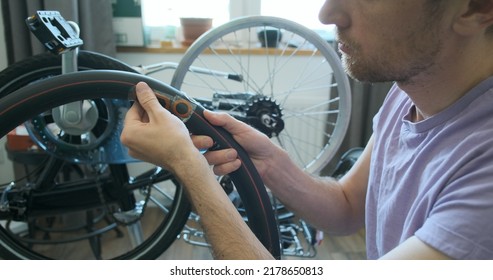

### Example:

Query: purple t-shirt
xmin=366 ymin=76 xmax=493 ymax=259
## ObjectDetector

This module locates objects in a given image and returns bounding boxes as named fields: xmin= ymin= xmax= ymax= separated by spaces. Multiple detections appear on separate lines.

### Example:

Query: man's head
xmin=319 ymin=0 xmax=493 ymax=84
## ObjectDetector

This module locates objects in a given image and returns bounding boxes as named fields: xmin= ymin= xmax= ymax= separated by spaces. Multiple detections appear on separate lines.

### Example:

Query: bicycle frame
xmin=0 ymin=164 xmax=174 ymax=221
xmin=133 ymin=61 xmax=243 ymax=82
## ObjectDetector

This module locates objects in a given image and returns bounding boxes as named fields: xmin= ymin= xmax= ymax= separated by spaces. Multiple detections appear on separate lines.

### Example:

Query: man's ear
xmin=453 ymin=0 xmax=493 ymax=35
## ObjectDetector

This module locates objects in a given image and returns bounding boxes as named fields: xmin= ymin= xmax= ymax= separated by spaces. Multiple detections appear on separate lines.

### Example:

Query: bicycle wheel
xmin=0 ymin=52 xmax=191 ymax=259
xmin=0 ymin=70 xmax=280 ymax=259
xmin=172 ymin=16 xmax=351 ymax=174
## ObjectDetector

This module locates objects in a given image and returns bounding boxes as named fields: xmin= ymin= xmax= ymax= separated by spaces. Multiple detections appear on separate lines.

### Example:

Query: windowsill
xmin=117 ymin=45 xmax=189 ymax=54
xmin=117 ymin=44 xmax=322 ymax=56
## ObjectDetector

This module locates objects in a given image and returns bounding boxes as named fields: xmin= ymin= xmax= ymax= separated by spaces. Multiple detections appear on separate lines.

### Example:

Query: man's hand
xmin=192 ymin=110 xmax=279 ymax=179
xmin=121 ymin=82 xmax=199 ymax=172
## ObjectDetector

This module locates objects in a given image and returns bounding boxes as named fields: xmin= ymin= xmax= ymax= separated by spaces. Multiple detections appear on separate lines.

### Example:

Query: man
xmin=121 ymin=0 xmax=493 ymax=259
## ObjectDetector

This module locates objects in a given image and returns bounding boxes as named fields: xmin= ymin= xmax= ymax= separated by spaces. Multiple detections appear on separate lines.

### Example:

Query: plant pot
xmin=180 ymin=17 xmax=213 ymax=46
xmin=257 ymin=28 xmax=282 ymax=48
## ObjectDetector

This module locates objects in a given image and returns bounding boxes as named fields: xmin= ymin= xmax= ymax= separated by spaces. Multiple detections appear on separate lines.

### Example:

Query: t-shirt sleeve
xmin=416 ymin=148 xmax=493 ymax=259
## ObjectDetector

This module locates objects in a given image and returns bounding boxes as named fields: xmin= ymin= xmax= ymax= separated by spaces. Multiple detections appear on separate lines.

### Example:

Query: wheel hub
xmin=52 ymin=100 xmax=99 ymax=136
xmin=246 ymin=97 xmax=284 ymax=137
xmin=26 ymin=99 xmax=135 ymax=163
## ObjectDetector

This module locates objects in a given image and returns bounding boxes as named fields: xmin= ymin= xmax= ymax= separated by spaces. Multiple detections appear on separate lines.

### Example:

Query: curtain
xmin=1 ymin=0 xmax=116 ymax=64
xmin=345 ymin=80 xmax=391 ymax=148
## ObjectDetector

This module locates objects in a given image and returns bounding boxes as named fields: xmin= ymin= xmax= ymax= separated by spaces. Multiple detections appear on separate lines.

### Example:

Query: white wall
xmin=0 ymin=4 xmax=16 ymax=183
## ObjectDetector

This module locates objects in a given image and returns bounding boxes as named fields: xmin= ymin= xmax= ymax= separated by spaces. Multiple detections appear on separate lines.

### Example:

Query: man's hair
xmin=426 ymin=0 xmax=493 ymax=36
xmin=425 ymin=0 xmax=445 ymax=15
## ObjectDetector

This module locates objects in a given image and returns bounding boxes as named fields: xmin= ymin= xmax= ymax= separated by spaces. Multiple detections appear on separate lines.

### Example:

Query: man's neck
xmin=398 ymin=43 xmax=493 ymax=122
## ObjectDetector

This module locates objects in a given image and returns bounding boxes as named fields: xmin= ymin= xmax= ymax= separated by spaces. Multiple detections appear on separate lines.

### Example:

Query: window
xmin=261 ymin=0 xmax=327 ymax=30
xmin=260 ymin=0 xmax=335 ymax=41
xmin=141 ymin=0 xmax=230 ymax=27
xmin=141 ymin=0 xmax=334 ymax=45
xmin=142 ymin=0 xmax=331 ymax=30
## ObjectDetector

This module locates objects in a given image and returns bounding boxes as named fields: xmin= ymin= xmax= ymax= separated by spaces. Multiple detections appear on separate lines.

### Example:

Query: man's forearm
xmin=262 ymin=147 xmax=362 ymax=235
xmin=174 ymin=152 xmax=274 ymax=259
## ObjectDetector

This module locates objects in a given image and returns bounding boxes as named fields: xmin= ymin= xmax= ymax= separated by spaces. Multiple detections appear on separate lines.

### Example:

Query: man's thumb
xmin=135 ymin=82 xmax=163 ymax=116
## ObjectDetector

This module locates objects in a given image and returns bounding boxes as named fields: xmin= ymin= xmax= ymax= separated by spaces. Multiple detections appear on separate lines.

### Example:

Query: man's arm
xmin=200 ymin=111 xmax=373 ymax=236
xmin=261 ymin=136 xmax=373 ymax=235
xmin=173 ymin=152 xmax=275 ymax=260
xmin=380 ymin=236 xmax=452 ymax=260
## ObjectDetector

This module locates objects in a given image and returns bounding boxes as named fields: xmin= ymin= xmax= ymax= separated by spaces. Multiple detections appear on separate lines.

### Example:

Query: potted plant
xmin=180 ymin=17 xmax=213 ymax=46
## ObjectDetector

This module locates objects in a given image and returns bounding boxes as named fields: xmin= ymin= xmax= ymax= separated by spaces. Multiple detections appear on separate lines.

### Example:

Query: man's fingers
xmin=124 ymin=100 xmax=145 ymax=123
xmin=203 ymin=148 xmax=238 ymax=166
xmin=192 ymin=135 xmax=214 ymax=150
xmin=203 ymin=110 xmax=251 ymax=135
xmin=212 ymin=160 xmax=242 ymax=176
xmin=135 ymin=82 xmax=166 ymax=120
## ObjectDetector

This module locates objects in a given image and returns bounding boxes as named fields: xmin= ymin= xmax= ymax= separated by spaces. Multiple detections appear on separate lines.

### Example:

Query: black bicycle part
xmin=194 ymin=93 xmax=285 ymax=138
xmin=0 ymin=70 xmax=281 ymax=259
xmin=25 ymin=11 xmax=83 ymax=54
xmin=331 ymin=147 xmax=364 ymax=179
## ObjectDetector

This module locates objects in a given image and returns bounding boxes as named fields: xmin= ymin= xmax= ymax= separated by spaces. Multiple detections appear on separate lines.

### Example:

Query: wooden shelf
xmin=117 ymin=46 xmax=189 ymax=54
xmin=117 ymin=46 xmax=321 ymax=56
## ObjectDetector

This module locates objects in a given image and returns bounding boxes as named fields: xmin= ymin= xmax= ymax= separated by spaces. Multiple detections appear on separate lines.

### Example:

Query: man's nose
xmin=318 ymin=0 xmax=350 ymax=29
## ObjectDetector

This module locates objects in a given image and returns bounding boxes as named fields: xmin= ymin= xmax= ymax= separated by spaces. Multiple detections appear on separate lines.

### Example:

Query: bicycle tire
xmin=0 ymin=51 xmax=135 ymax=98
xmin=172 ymin=16 xmax=351 ymax=175
xmin=0 ymin=70 xmax=281 ymax=259
xmin=0 ymin=52 xmax=191 ymax=259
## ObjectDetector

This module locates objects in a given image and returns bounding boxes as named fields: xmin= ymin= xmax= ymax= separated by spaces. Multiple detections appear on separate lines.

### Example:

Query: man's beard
xmin=340 ymin=43 xmax=441 ymax=85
